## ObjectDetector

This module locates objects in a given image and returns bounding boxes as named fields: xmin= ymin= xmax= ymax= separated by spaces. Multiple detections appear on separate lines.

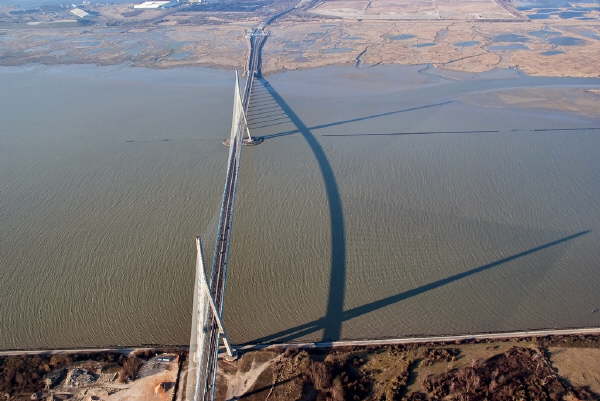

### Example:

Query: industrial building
xmin=69 ymin=8 xmax=89 ymax=18
xmin=133 ymin=1 xmax=179 ymax=9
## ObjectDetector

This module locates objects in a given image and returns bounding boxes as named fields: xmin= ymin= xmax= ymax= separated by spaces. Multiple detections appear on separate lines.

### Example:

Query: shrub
xmin=118 ymin=357 xmax=142 ymax=383
xmin=310 ymin=361 xmax=332 ymax=390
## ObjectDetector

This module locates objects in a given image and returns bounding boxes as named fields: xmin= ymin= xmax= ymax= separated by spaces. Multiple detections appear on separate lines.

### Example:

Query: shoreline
xmin=4 ymin=326 xmax=600 ymax=356
xmin=4 ymin=332 xmax=600 ymax=400
xmin=3 ymin=59 xmax=600 ymax=81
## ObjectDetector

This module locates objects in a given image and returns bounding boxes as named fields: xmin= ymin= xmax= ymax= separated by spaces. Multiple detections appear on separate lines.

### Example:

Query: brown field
xmin=262 ymin=16 xmax=600 ymax=77
xmin=216 ymin=335 xmax=600 ymax=401
xmin=2 ymin=336 xmax=600 ymax=400
xmin=308 ymin=0 xmax=519 ymax=20
xmin=1 ymin=0 xmax=599 ymax=78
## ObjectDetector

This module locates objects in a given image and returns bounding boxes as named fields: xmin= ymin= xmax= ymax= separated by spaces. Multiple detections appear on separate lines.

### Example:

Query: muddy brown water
xmin=1 ymin=64 xmax=600 ymax=350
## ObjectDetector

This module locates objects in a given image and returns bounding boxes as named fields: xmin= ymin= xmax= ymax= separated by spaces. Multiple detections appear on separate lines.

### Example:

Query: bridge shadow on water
xmin=247 ymin=84 xmax=600 ymax=140
xmin=244 ymin=78 xmax=591 ymax=346
xmin=320 ymin=127 xmax=600 ymax=137
xmin=254 ymin=77 xmax=347 ymax=342
xmin=255 ymin=99 xmax=455 ymax=140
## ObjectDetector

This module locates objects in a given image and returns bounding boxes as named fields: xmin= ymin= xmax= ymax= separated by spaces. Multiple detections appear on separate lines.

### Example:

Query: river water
xmin=1 ymin=64 xmax=600 ymax=349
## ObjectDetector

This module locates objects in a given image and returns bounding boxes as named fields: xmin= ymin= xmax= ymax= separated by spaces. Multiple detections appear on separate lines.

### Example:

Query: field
xmin=1 ymin=0 xmax=599 ymax=77
xmin=3 ymin=335 xmax=599 ymax=400
xmin=308 ymin=0 xmax=520 ymax=20
xmin=216 ymin=335 xmax=600 ymax=400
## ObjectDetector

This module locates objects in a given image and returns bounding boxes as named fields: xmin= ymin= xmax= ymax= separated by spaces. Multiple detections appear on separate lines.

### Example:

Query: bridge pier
xmin=223 ymin=69 xmax=264 ymax=147
xmin=195 ymin=237 xmax=235 ymax=359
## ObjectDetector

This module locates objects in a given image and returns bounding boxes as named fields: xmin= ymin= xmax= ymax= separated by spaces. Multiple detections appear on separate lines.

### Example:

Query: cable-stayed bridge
xmin=181 ymin=15 xmax=600 ymax=401
xmin=184 ymin=28 xmax=267 ymax=401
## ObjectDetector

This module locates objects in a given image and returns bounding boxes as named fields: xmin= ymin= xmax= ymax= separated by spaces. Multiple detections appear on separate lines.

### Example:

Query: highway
xmin=198 ymin=27 xmax=268 ymax=401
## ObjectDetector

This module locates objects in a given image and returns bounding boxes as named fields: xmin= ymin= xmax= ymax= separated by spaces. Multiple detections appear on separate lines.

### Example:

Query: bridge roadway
xmin=200 ymin=28 xmax=268 ymax=401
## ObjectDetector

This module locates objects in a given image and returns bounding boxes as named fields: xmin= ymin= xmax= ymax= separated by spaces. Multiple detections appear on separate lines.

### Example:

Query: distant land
xmin=1 ymin=0 xmax=599 ymax=77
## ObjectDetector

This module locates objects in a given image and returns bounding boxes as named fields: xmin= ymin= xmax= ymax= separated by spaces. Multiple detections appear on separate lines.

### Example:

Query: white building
xmin=69 ymin=8 xmax=89 ymax=18
xmin=133 ymin=1 xmax=172 ymax=9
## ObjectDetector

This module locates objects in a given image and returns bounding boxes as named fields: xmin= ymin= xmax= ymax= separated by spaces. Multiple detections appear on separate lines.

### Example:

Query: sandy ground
xmin=550 ymin=347 xmax=600 ymax=395
xmin=219 ymin=354 xmax=280 ymax=400
xmin=107 ymin=371 xmax=177 ymax=401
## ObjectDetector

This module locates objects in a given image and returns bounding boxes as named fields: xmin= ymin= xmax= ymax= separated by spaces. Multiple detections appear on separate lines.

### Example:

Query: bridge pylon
xmin=195 ymin=237 xmax=235 ymax=359
xmin=223 ymin=70 xmax=263 ymax=147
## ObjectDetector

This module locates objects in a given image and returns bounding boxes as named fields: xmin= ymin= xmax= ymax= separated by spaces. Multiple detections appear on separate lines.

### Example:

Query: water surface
xmin=454 ymin=41 xmax=479 ymax=47
xmin=2 ymin=64 xmax=600 ymax=349
xmin=548 ymin=36 xmax=587 ymax=45
xmin=229 ymin=65 xmax=600 ymax=344
xmin=541 ymin=49 xmax=565 ymax=55
xmin=388 ymin=34 xmax=416 ymax=41
xmin=489 ymin=44 xmax=529 ymax=51
xmin=0 ymin=65 xmax=231 ymax=349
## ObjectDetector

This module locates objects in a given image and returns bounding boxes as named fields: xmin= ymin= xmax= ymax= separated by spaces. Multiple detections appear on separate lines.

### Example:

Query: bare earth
xmin=1 ymin=0 xmax=599 ymax=78
xmin=550 ymin=347 xmax=600 ymax=396
xmin=0 ymin=349 xmax=182 ymax=401
xmin=216 ymin=335 xmax=600 ymax=401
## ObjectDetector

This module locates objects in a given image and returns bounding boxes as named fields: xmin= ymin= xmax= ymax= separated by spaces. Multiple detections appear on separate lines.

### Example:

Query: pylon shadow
xmin=242 ymin=78 xmax=591 ymax=347
xmin=239 ymin=230 xmax=590 ymax=346
xmin=257 ymin=100 xmax=454 ymax=141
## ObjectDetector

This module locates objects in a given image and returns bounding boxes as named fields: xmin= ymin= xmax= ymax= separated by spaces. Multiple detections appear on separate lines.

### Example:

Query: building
xmin=133 ymin=1 xmax=175 ymax=9
xmin=69 ymin=7 xmax=89 ymax=18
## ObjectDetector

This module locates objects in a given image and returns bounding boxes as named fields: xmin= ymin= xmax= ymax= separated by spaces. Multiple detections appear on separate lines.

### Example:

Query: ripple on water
xmin=4 ymin=64 xmax=600 ymax=349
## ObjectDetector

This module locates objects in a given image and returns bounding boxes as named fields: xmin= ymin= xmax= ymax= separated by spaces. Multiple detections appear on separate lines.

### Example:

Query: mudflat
xmin=1 ymin=0 xmax=599 ymax=76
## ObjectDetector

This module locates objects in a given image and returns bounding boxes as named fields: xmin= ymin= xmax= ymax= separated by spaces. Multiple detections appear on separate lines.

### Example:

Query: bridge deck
xmin=187 ymin=29 xmax=268 ymax=401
